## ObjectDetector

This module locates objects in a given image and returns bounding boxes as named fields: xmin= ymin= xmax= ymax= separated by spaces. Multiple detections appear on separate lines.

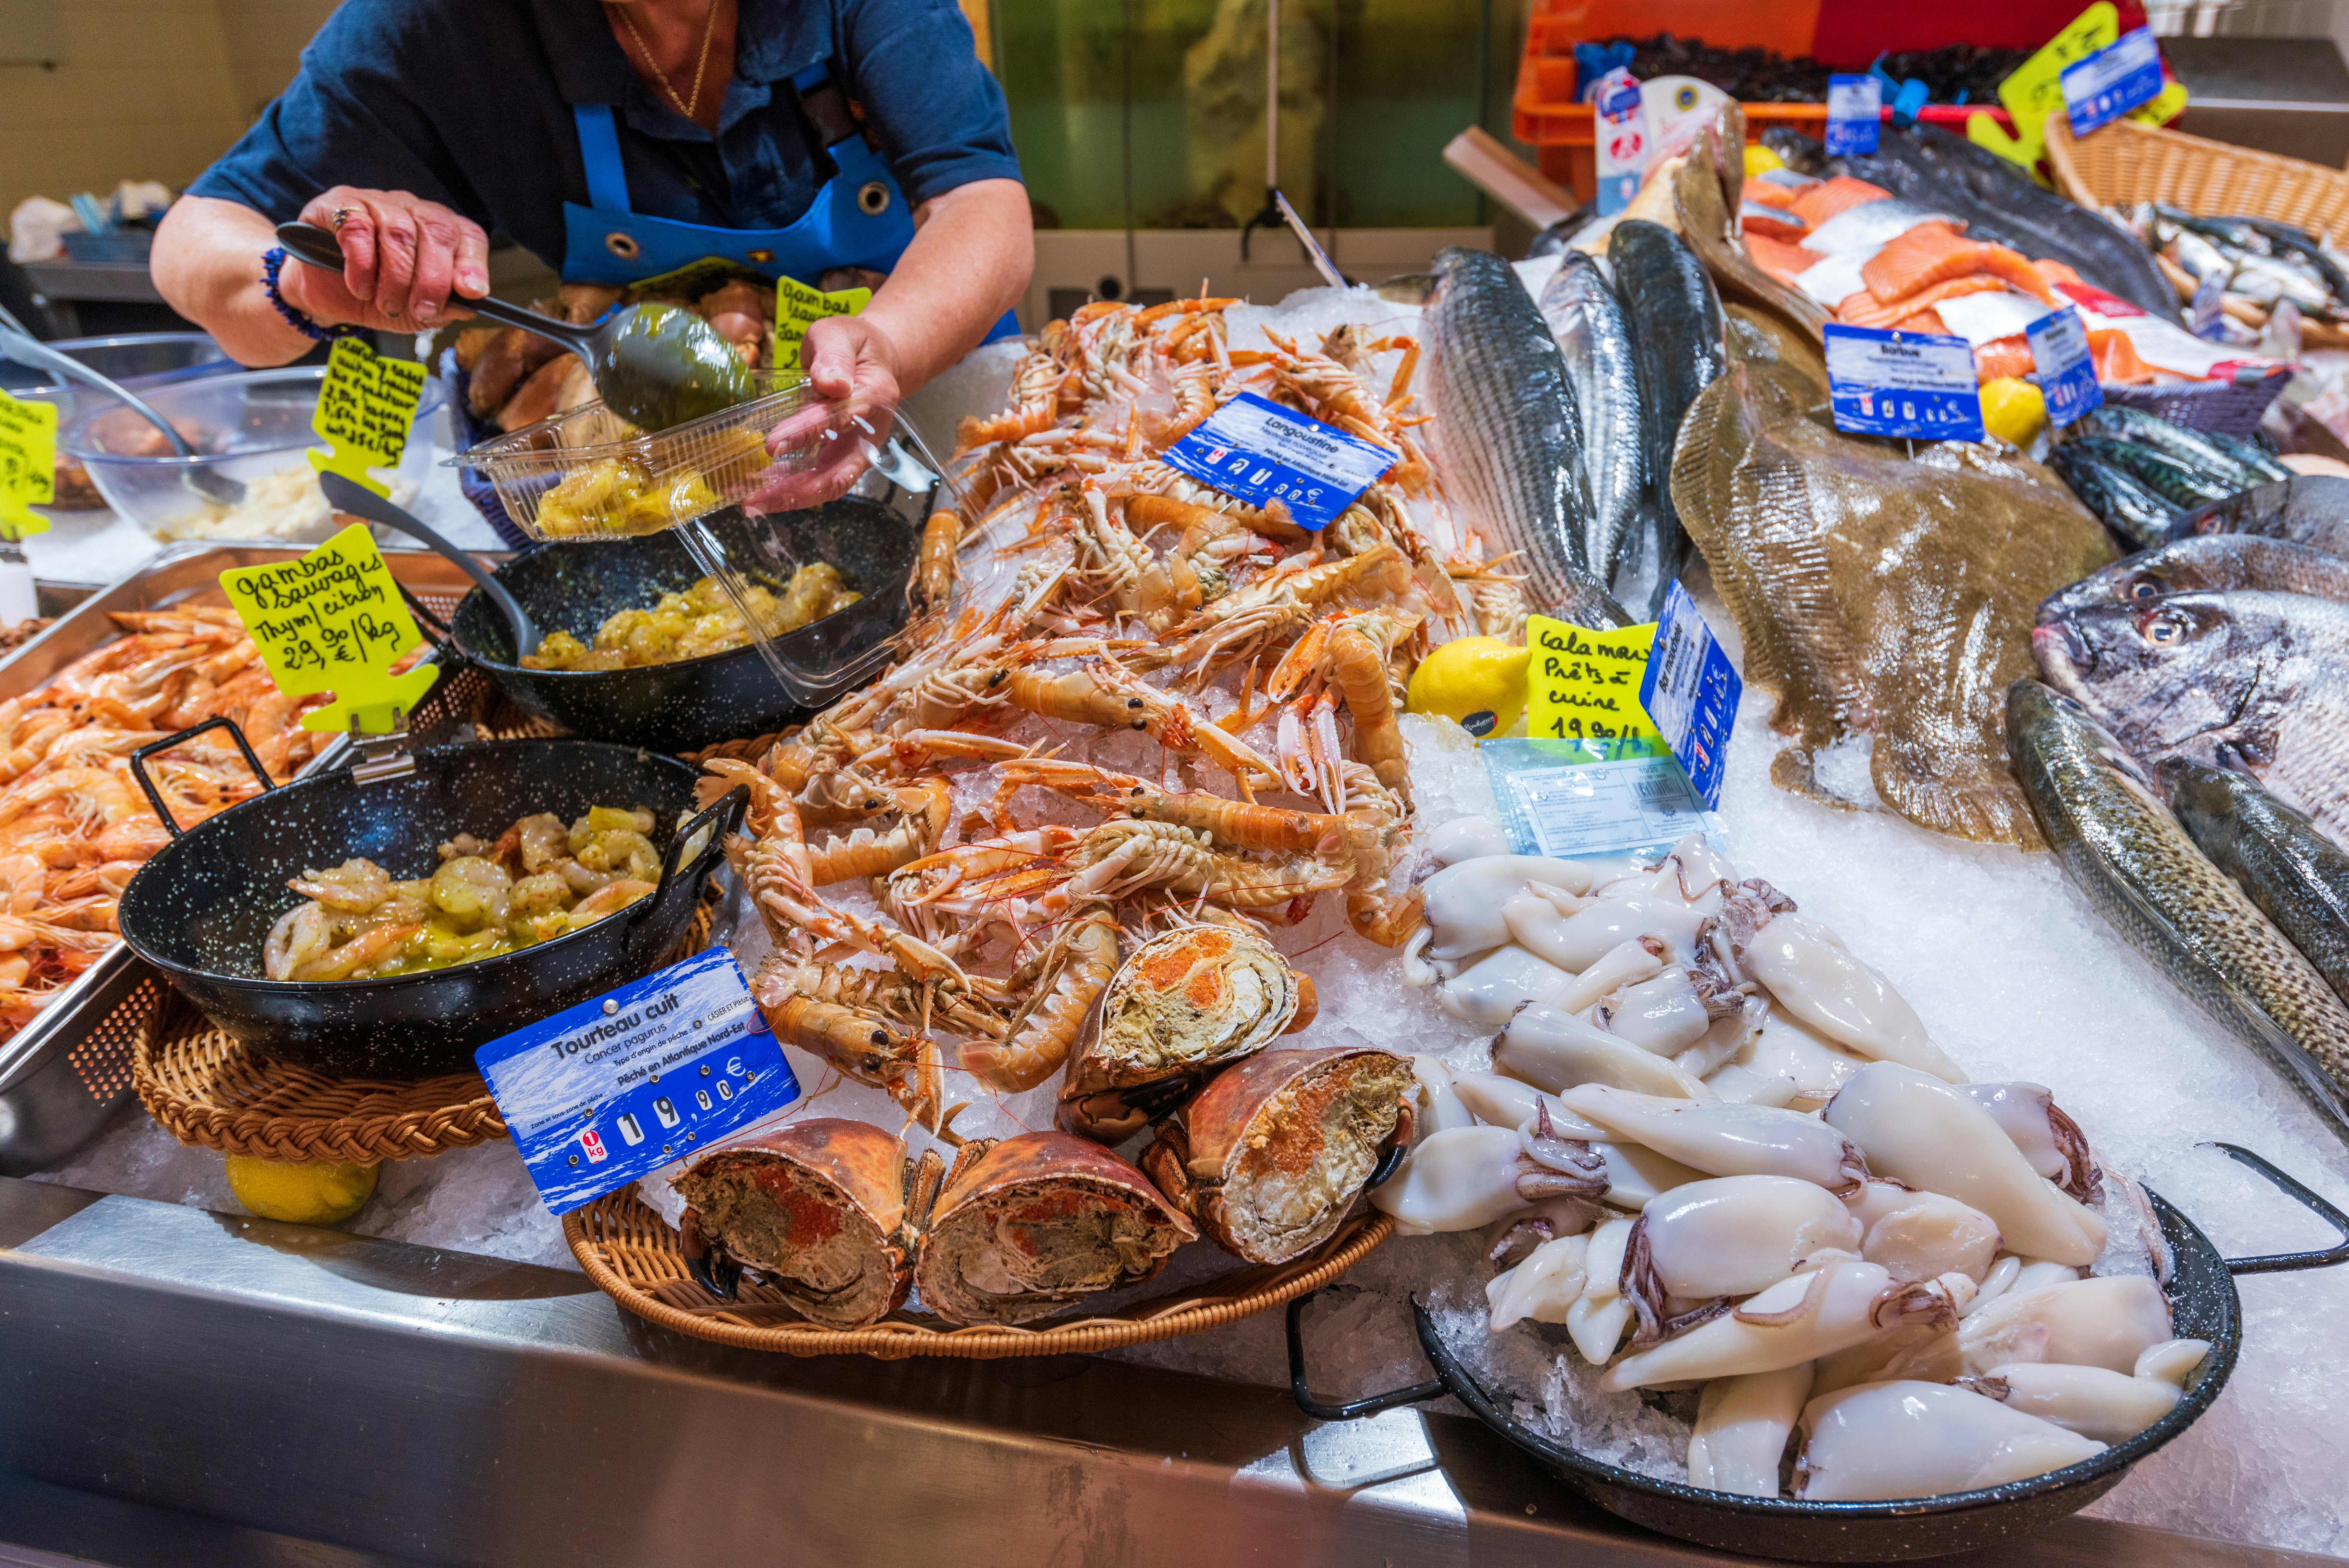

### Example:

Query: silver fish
xmin=2032 ymin=589 xmax=2349 ymax=849
xmin=2039 ymin=536 xmax=2349 ymax=622
xmin=1538 ymin=252 xmax=1645 ymax=584
xmin=1424 ymin=246 xmax=1629 ymax=629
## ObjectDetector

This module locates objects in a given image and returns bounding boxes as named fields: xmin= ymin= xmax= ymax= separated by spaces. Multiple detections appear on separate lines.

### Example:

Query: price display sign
xmin=773 ymin=276 xmax=873 ymax=376
xmin=2062 ymin=26 xmax=2164 ymax=137
xmin=308 ymin=337 xmax=426 ymax=498
xmin=1826 ymin=75 xmax=1882 ymax=156
xmin=1825 ymin=323 xmax=1986 ymax=442
xmin=2027 ymin=305 xmax=2104 ymax=427
xmin=1639 ymin=581 xmax=1742 ymax=809
xmin=217 ymin=522 xmax=439 ymax=733
xmin=0 ymin=389 xmax=56 ymax=542
xmin=1524 ymin=614 xmax=1660 ymax=745
xmin=1163 ymin=391 xmax=1396 ymax=530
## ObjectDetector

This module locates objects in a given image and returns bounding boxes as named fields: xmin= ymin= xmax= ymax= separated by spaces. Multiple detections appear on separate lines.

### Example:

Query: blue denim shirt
xmin=188 ymin=0 xmax=1021 ymax=268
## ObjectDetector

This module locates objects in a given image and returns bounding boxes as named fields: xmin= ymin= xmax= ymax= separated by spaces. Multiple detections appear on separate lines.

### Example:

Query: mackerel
xmin=1538 ymin=252 xmax=1645 ymax=587
xmin=2164 ymin=757 xmax=2349 ymax=1012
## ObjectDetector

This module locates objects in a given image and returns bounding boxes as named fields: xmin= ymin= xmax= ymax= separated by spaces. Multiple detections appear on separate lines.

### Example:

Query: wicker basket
xmin=566 ymin=1188 xmax=1394 ymax=1360
xmin=2045 ymin=111 xmax=2349 ymax=244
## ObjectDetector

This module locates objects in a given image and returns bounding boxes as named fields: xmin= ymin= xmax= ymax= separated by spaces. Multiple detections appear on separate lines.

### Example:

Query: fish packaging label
xmin=2027 ymin=305 xmax=2103 ymax=427
xmin=1825 ymin=75 xmax=1881 ymax=156
xmin=1641 ymin=580 xmax=1742 ymax=809
xmin=1162 ymin=390 xmax=1395 ymax=530
xmin=475 ymin=947 xmax=800 ymax=1215
xmin=1483 ymin=742 xmax=1710 ymax=859
xmin=1591 ymin=68 xmax=1649 ymax=216
xmin=1824 ymin=324 xmax=1986 ymax=442
xmin=2061 ymin=26 xmax=2163 ymax=136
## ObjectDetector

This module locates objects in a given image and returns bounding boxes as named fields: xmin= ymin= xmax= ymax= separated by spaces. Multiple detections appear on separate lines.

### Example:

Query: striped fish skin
xmin=2164 ymin=756 xmax=2349 ymax=1013
xmin=1538 ymin=252 xmax=1646 ymax=587
xmin=2006 ymin=679 xmax=2349 ymax=1143
xmin=1424 ymin=246 xmax=1628 ymax=629
xmin=1610 ymin=220 xmax=1727 ymax=621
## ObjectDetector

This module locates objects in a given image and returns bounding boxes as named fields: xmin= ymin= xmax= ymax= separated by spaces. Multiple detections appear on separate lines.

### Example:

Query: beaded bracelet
xmin=261 ymin=246 xmax=362 ymax=343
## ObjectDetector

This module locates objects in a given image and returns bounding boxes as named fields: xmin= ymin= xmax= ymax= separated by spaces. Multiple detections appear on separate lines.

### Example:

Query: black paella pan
xmin=446 ymin=500 xmax=916 ymax=753
xmin=1288 ymin=1145 xmax=2349 ymax=1563
xmin=116 ymin=720 xmax=746 ymax=1078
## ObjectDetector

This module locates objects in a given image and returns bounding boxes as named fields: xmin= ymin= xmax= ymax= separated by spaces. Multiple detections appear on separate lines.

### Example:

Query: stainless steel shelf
xmin=0 ymin=1176 xmax=2334 ymax=1568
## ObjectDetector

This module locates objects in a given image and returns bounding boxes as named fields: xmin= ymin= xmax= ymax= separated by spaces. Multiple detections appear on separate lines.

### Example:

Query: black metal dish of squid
xmin=445 ymin=499 xmax=917 ymax=755
xmin=1289 ymin=1146 xmax=2348 ymax=1562
xmin=115 ymin=722 xmax=746 ymax=1079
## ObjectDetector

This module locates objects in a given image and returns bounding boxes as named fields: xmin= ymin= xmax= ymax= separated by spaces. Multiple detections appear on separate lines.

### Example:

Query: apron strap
xmin=791 ymin=62 xmax=860 ymax=149
xmin=574 ymin=104 xmax=632 ymax=213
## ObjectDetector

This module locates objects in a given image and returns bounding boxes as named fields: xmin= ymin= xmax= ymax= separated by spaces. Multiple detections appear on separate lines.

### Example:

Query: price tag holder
xmin=308 ymin=337 xmax=426 ymax=499
xmin=217 ymin=522 xmax=439 ymax=733
xmin=773 ymin=276 xmax=873 ymax=376
xmin=1978 ymin=3 xmax=2120 ymax=168
xmin=1824 ymin=323 xmax=1986 ymax=442
xmin=1826 ymin=75 xmax=1882 ymax=156
xmin=0 ymin=389 xmax=57 ymax=543
xmin=1639 ymin=581 xmax=1741 ymax=809
xmin=476 ymin=947 xmax=802 ymax=1216
xmin=2062 ymin=26 xmax=2164 ymax=137
xmin=1162 ymin=390 xmax=1396 ymax=530
xmin=2027 ymin=305 xmax=2104 ymax=427
xmin=1591 ymin=68 xmax=1648 ymax=216
xmin=1524 ymin=614 xmax=1659 ymax=745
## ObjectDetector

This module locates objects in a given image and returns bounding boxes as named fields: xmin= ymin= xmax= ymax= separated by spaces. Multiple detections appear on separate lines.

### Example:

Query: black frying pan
xmin=117 ymin=721 xmax=746 ymax=1079
xmin=1290 ymin=1145 xmax=2349 ymax=1562
xmin=447 ymin=501 xmax=914 ymax=753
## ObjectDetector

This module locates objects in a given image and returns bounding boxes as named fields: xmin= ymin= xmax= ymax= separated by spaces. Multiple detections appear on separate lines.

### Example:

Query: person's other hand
xmin=743 ymin=315 xmax=903 ymax=513
xmin=801 ymin=313 xmax=902 ymax=408
xmin=281 ymin=187 xmax=490 ymax=330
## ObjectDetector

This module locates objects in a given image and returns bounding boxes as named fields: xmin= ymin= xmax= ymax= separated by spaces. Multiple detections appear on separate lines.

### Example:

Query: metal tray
xmin=0 ymin=542 xmax=505 ymax=1176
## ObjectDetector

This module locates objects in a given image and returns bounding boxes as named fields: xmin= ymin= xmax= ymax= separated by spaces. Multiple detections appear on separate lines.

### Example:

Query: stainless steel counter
xmin=0 ymin=1178 xmax=2335 ymax=1568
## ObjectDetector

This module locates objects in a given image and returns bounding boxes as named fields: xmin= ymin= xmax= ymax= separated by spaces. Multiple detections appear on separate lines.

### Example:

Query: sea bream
xmin=1538 ymin=252 xmax=1645 ymax=587
xmin=2039 ymin=535 xmax=2349 ymax=621
xmin=1423 ymin=246 xmax=1629 ymax=628
xmin=2032 ymin=589 xmax=2349 ymax=848
xmin=2174 ymin=475 xmax=2349 ymax=555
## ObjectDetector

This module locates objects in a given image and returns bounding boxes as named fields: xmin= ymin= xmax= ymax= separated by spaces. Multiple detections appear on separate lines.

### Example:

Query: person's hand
xmin=743 ymin=315 xmax=903 ymax=513
xmin=280 ymin=187 xmax=489 ymax=331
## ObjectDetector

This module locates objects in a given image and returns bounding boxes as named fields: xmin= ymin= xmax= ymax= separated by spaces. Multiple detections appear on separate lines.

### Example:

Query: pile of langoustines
xmin=1383 ymin=825 xmax=2204 ymax=1503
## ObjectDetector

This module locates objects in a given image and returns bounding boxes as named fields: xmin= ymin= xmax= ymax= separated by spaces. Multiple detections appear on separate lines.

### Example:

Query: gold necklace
xmin=610 ymin=0 xmax=721 ymax=123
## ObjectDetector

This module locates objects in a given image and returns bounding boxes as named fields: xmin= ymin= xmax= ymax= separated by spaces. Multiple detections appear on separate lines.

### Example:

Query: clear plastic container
xmin=59 ymin=365 xmax=446 ymax=544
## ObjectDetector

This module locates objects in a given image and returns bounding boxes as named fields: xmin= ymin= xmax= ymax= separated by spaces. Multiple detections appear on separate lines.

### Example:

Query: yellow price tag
xmin=1974 ymin=3 xmax=2120 ymax=171
xmin=0 ymin=389 xmax=56 ymax=542
xmin=1523 ymin=614 xmax=1660 ymax=744
xmin=772 ymin=276 xmax=872 ymax=376
xmin=218 ymin=523 xmax=439 ymax=734
xmin=308 ymin=337 xmax=427 ymax=499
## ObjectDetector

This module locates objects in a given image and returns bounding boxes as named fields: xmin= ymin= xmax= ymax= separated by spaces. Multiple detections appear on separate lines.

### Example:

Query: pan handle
xmin=631 ymin=784 xmax=750 ymax=926
xmin=2200 ymin=1143 xmax=2349 ymax=1275
xmin=128 ymin=717 xmax=275 ymax=840
xmin=1286 ymin=1288 xmax=1447 ymax=1420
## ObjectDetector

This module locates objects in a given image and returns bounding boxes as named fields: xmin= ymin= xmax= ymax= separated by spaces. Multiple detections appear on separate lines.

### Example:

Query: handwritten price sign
xmin=772 ymin=275 xmax=872 ymax=376
xmin=218 ymin=523 xmax=438 ymax=734
xmin=308 ymin=337 xmax=426 ymax=498
xmin=0 ymin=389 xmax=57 ymax=542
xmin=1524 ymin=614 xmax=1661 ymax=744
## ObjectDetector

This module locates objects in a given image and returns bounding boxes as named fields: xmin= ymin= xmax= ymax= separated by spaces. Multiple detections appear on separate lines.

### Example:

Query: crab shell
xmin=673 ymin=1117 xmax=921 ymax=1329
xmin=1142 ymin=1045 xmax=1416 ymax=1265
xmin=912 ymin=1130 xmax=1199 ymax=1327
xmin=1057 ymin=924 xmax=1308 ymax=1143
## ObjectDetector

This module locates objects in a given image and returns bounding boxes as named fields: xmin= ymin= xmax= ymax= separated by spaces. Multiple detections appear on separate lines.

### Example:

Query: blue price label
xmin=2026 ymin=305 xmax=2103 ymax=428
xmin=1823 ymin=322 xmax=1987 ymax=442
xmin=1162 ymin=390 xmax=1397 ymax=530
xmin=1639 ymin=579 xmax=1742 ymax=810
xmin=475 ymin=946 xmax=800 ymax=1215
xmin=1591 ymin=67 xmax=1647 ymax=216
xmin=2061 ymin=26 xmax=2163 ymax=136
xmin=1826 ymin=75 xmax=1881 ymax=156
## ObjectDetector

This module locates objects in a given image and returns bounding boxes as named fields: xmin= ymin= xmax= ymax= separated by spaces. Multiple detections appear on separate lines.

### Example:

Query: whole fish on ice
xmin=1538 ymin=251 xmax=1645 ymax=588
xmin=2165 ymin=757 xmax=2349 ymax=1012
xmin=2039 ymin=535 xmax=2349 ymax=621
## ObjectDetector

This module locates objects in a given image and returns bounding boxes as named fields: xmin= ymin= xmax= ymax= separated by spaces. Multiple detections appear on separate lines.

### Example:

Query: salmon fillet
xmin=1837 ymin=274 xmax=2014 ymax=329
xmin=1789 ymin=175 xmax=1893 ymax=227
xmin=1747 ymin=233 xmax=1825 ymax=285
xmin=1889 ymin=308 xmax=1952 ymax=336
xmin=2033 ymin=258 xmax=2084 ymax=289
xmin=1973 ymin=335 xmax=2035 ymax=383
xmin=1742 ymin=202 xmax=1811 ymax=243
xmin=1862 ymin=224 xmax=2057 ymax=306
xmin=2090 ymin=328 xmax=2156 ymax=384
xmin=1745 ymin=182 xmax=1801 ymax=211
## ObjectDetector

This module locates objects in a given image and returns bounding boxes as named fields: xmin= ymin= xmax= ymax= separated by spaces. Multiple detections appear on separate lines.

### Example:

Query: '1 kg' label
xmin=1162 ymin=391 xmax=1396 ymax=530
xmin=1824 ymin=323 xmax=1986 ymax=442
xmin=476 ymin=946 xmax=801 ymax=1215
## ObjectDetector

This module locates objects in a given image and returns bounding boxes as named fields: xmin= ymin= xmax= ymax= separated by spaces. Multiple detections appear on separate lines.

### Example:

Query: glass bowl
xmin=0 ymin=330 xmax=234 ymax=397
xmin=60 ymin=365 xmax=446 ymax=544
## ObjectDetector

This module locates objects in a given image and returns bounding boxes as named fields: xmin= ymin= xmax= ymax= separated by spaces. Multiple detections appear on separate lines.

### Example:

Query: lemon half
xmin=226 ymin=1154 xmax=378 ymax=1226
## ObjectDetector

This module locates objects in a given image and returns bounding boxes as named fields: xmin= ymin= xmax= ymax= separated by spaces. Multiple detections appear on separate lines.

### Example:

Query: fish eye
xmin=2144 ymin=615 xmax=2185 ymax=645
xmin=2128 ymin=576 xmax=2162 ymax=601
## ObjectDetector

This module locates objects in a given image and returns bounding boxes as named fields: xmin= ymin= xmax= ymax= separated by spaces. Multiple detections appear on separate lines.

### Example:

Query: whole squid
xmin=1561 ymin=1083 xmax=1869 ymax=1191
xmin=1717 ymin=882 xmax=1967 ymax=1082
xmin=1602 ymin=1257 xmax=1972 ymax=1391
xmin=1796 ymin=1381 xmax=2105 ymax=1500
xmin=1370 ymin=1125 xmax=1608 ymax=1234
xmin=1688 ymin=1364 xmax=1814 ymax=1497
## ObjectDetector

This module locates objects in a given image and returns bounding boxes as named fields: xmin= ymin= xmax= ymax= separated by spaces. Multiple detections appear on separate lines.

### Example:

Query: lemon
xmin=1980 ymin=377 xmax=2047 ymax=448
xmin=1408 ymin=636 xmax=1532 ymax=737
xmin=1744 ymin=143 xmax=1784 ymax=177
xmin=226 ymin=1154 xmax=378 ymax=1226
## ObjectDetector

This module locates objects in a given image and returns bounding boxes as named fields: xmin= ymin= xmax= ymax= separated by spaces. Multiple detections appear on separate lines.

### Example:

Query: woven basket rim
xmin=2044 ymin=110 xmax=2349 ymax=243
xmin=564 ymin=1185 xmax=1395 ymax=1359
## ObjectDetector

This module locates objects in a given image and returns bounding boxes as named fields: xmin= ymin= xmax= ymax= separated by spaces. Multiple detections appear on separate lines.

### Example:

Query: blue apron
xmin=558 ymin=63 xmax=1018 ymax=343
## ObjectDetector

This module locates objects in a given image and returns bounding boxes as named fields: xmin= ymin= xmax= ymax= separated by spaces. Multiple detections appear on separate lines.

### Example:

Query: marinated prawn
xmin=520 ymin=567 xmax=861 ymax=671
xmin=261 ymin=806 xmax=668 ymax=981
